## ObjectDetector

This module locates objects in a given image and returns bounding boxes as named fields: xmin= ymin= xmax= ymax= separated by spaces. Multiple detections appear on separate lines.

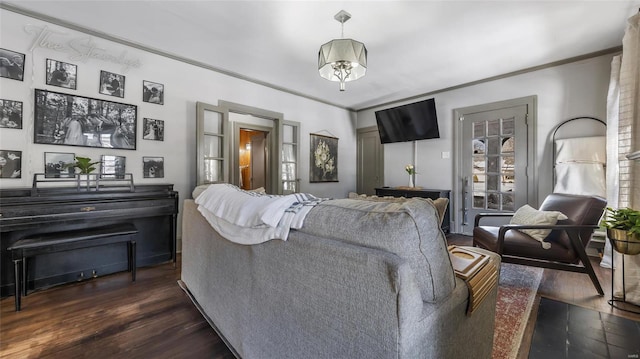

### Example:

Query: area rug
xmin=492 ymin=263 xmax=544 ymax=359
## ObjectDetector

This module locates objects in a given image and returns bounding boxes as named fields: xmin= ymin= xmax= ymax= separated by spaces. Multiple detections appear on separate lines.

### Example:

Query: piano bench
xmin=7 ymin=223 xmax=138 ymax=312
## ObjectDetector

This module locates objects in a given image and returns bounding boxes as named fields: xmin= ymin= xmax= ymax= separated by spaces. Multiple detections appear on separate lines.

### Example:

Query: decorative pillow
xmin=192 ymin=184 xmax=210 ymax=199
xmin=194 ymin=184 xmax=265 ymax=199
xmin=431 ymin=198 xmax=449 ymax=226
xmin=347 ymin=192 xmax=407 ymax=203
xmin=509 ymin=204 xmax=568 ymax=249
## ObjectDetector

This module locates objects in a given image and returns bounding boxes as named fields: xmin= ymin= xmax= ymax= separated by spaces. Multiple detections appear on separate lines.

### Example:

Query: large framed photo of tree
xmin=34 ymin=89 xmax=137 ymax=150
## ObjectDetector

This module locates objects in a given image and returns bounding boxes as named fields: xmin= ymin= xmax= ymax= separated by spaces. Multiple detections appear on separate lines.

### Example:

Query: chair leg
xmin=569 ymin=233 xmax=604 ymax=296
xmin=22 ymin=257 xmax=27 ymax=297
xmin=130 ymin=240 xmax=136 ymax=282
xmin=13 ymin=259 xmax=22 ymax=312
xmin=581 ymin=252 xmax=604 ymax=296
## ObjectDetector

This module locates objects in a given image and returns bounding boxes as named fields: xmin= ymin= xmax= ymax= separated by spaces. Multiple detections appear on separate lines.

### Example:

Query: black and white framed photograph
xmin=309 ymin=133 xmax=338 ymax=183
xmin=142 ymin=80 xmax=164 ymax=105
xmin=0 ymin=48 xmax=25 ymax=81
xmin=143 ymin=156 xmax=164 ymax=178
xmin=34 ymin=89 xmax=137 ymax=150
xmin=44 ymin=152 xmax=75 ymax=178
xmin=101 ymin=155 xmax=126 ymax=179
xmin=143 ymin=118 xmax=164 ymax=141
xmin=0 ymin=149 xmax=22 ymax=178
xmin=99 ymin=70 xmax=125 ymax=98
xmin=46 ymin=59 xmax=77 ymax=90
xmin=0 ymin=99 xmax=23 ymax=129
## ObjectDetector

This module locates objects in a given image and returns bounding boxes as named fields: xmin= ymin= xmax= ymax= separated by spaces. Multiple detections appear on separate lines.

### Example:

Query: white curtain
xmin=606 ymin=12 xmax=640 ymax=305
xmin=602 ymin=55 xmax=621 ymax=269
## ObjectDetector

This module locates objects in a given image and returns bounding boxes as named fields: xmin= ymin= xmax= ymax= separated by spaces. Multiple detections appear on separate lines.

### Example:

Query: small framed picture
xmin=0 ymin=48 xmax=25 ymax=81
xmin=143 ymin=118 xmax=164 ymax=141
xmin=143 ymin=156 xmax=164 ymax=178
xmin=101 ymin=155 xmax=126 ymax=179
xmin=99 ymin=70 xmax=125 ymax=98
xmin=46 ymin=59 xmax=77 ymax=90
xmin=142 ymin=80 xmax=164 ymax=105
xmin=0 ymin=99 xmax=23 ymax=129
xmin=0 ymin=149 xmax=22 ymax=178
xmin=44 ymin=152 xmax=75 ymax=178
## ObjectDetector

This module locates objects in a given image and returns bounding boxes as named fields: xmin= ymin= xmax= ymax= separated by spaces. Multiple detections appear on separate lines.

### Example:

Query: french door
xmin=455 ymin=97 xmax=536 ymax=235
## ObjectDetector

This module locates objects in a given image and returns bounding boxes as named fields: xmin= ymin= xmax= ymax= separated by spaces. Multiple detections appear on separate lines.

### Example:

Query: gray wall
xmin=356 ymin=53 xmax=614 ymax=207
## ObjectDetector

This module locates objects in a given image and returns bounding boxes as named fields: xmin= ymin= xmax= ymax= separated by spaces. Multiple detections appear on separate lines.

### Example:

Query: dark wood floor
xmin=1 ymin=235 xmax=639 ymax=359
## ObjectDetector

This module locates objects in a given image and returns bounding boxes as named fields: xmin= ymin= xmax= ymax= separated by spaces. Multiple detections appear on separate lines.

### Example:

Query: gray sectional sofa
xmin=181 ymin=196 xmax=500 ymax=359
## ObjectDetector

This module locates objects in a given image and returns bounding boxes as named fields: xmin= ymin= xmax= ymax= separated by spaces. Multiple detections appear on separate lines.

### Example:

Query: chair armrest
xmin=474 ymin=212 xmax=515 ymax=227
xmin=496 ymin=223 xmax=599 ymax=250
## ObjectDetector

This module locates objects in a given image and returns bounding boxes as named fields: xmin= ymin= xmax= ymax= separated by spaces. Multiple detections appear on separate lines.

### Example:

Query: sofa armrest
xmin=399 ymin=247 xmax=500 ymax=359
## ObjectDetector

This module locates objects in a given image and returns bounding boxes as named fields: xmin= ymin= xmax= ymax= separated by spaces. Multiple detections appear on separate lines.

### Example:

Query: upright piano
xmin=0 ymin=184 xmax=178 ymax=297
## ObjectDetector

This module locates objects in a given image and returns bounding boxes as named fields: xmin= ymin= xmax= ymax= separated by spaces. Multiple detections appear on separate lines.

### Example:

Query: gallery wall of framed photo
xmin=0 ymin=7 xmax=359 ymax=202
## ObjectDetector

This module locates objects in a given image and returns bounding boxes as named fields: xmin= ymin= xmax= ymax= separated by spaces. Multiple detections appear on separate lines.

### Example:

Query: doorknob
xmin=462 ymin=177 xmax=470 ymax=225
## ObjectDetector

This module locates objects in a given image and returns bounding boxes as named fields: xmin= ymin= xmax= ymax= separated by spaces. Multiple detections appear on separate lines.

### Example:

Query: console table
xmin=0 ymin=184 xmax=178 ymax=297
xmin=375 ymin=187 xmax=451 ymax=233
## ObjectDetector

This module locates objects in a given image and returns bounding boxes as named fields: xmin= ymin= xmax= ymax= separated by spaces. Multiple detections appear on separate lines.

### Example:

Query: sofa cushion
xmin=298 ymin=197 xmax=455 ymax=303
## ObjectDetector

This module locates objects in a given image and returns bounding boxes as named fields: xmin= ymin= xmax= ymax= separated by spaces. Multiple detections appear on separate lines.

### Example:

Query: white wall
xmin=357 ymin=53 xmax=614 ymax=206
xmin=0 ymin=10 xmax=357 ymax=220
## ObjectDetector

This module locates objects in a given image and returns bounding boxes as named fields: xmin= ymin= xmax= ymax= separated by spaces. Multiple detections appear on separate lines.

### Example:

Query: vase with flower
xmin=405 ymin=164 xmax=416 ymax=188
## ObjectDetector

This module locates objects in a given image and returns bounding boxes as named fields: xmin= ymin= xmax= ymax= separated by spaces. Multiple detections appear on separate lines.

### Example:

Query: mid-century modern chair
xmin=473 ymin=193 xmax=607 ymax=295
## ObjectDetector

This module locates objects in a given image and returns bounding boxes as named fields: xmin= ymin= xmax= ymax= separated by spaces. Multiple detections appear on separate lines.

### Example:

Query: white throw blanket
xmin=194 ymin=184 xmax=326 ymax=245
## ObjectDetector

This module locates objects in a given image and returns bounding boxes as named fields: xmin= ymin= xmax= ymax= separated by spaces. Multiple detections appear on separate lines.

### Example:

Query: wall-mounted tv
xmin=375 ymin=98 xmax=439 ymax=144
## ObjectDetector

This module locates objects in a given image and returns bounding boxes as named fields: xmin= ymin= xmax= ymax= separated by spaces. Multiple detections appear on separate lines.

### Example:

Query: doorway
xmin=453 ymin=96 xmax=537 ymax=235
xmin=239 ymin=128 xmax=268 ymax=190
xmin=356 ymin=126 xmax=384 ymax=195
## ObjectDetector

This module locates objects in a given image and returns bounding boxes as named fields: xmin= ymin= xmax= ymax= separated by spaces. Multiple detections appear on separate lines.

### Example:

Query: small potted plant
xmin=67 ymin=156 xmax=100 ymax=174
xmin=66 ymin=156 xmax=100 ymax=189
xmin=601 ymin=207 xmax=640 ymax=255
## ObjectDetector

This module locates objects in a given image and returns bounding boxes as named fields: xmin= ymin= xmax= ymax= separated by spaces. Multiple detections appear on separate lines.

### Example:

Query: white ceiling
xmin=4 ymin=1 xmax=639 ymax=111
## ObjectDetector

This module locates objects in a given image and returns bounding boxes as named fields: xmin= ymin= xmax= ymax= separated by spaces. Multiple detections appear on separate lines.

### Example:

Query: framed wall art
xmin=45 ymin=59 xmax=77 ymax=90
xmin=309 ymin=133 xmax=338 ymax=182
xmin=0 ymin=149 xmax=22 ymax=178
xmin=44 ymin=152 xmax=75 ymax=178
xmin=143 ymin=156 xmax=164 ymax=178
xmin=101 ymin=155 xmax=126 ymax=179
xmin=143 ymin=118 xmax=164 ymax=141
xmin=0 ymin=48 xmax=25 ymax=81
xmin=0 ymin=99 xmax=23 ymax=129
xmin=142 ymin=80 xmax=164 ymax=105
xmin=99 ymin=70 xmax=125 ymax=98
xmin=34 ymin=89 xmax=137 ymax=150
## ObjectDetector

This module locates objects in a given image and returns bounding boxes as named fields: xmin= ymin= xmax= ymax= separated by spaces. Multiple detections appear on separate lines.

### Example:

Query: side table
xmin=608 ymin=236 xmax=640 ymax=314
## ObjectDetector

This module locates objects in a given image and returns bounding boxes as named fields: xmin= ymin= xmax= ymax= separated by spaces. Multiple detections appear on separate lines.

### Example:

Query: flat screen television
xmin=375 ymin=98 xmax=439 ymax=144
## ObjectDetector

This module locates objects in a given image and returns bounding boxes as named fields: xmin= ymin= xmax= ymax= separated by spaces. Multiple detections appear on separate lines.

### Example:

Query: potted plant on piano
xmin=601 ymin=207 xmax=640 ymax=255
xmin=66 ymin=156 xmax=100 ymax=190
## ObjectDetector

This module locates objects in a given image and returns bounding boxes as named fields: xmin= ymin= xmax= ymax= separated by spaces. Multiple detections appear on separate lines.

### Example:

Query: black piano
xmin=0 ymin=184 xmax=178 ymax=297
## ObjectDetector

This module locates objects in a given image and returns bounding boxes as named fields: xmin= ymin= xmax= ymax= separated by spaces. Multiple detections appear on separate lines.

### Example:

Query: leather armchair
xmin=473 ymin=193 xmax=607 ymax=295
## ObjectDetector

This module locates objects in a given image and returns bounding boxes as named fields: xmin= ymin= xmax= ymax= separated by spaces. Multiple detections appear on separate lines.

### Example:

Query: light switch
xmin=442 ymin=151 xmax=450 ymax=159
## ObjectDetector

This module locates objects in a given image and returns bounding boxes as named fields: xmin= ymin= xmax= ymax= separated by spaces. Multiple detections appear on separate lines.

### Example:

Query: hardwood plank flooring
xmin=0 ymin=258 xmax=234 ymax=359
xmin=1 ymin=235 xmax=639 ymax=358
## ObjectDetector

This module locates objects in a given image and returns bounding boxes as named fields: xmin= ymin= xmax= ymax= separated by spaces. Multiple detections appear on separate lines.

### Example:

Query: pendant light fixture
xmin=318 ymin=10 xmax=367 ymax=91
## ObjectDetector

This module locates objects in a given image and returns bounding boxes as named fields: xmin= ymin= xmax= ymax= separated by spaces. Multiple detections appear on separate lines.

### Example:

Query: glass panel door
xmin=281 ymin=120 xmax=300 ymax=194
xmin=460 ymin=105 xmax=528 ymax=234
xmin=196 ymin=102 xmax=228 ymax=185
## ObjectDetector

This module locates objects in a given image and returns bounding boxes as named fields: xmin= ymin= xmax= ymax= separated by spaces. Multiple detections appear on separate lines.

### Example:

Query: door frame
xmin=235 ymin=123 xmax=272 ymax=191
xmin=452 ymin=95 xmax=538 ymax=234
xmin=219 ymin=101 xmax=283 ymax=193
